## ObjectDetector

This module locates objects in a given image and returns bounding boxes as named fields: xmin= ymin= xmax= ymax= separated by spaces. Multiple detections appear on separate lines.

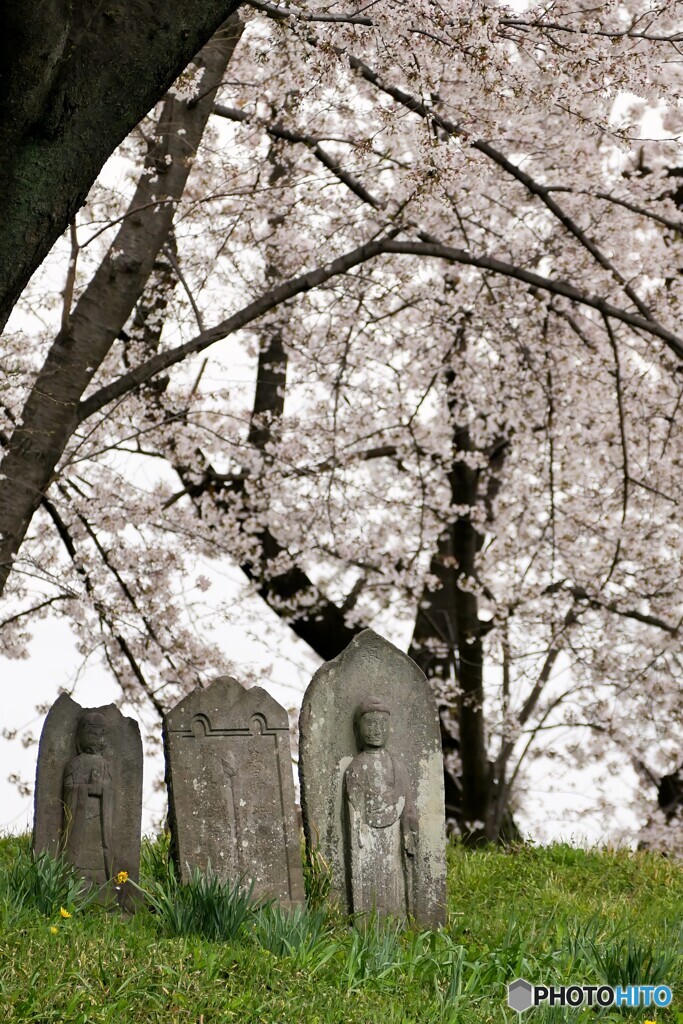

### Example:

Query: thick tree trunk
xmin=0 ymin=19 xmax=243 ymax=598
xmin=0 ymin=0 xmax=241 ymax=331
xmin=409 ymin=513 xmax=490 ymax=837
xmin=408 ymin=398 xmax=512 ymax=842
xmin=449 ymin=424 xmax=491 ymax=835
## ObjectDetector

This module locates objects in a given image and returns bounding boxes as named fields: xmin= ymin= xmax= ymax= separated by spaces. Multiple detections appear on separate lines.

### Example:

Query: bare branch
xmin=0 ymin=594 xmax=70 ymax=629
xmin=213 ymin=103 xmax=383 ymax=209
xmin=76 ymin=235 xmax=683 ymax=424
xmin=500 ymin=17 xmax=683 ymax=44
xmin=591 ymin=191 xmax=683 ymax=234
xmin=80 ymin=200 xmax=178 ymax=250
xmin=246 ymin=1 xmax=373 ymax=26
xmin=567 ymin=584 xmax=680 ymax=635
xmin=601 ymin=314 xmax=629 ymax=586
xmin=41 ymin=490 xmax=167 ymax=718
xmin=61 ymin=220 xmax=79 ymax=334
xmin=164 ymin=243 xmax=205 ymax=332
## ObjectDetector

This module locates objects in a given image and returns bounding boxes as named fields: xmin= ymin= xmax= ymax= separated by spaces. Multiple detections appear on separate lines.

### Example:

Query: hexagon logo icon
xmin=508 ymin=978 xmax=534 ymax=1013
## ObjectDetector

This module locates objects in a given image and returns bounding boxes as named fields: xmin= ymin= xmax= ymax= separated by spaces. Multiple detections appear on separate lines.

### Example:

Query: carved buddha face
xmin=76 ymin=714 xmax=108 ymax=755
xmin=358 ymin=710 xmax=389 ymax=750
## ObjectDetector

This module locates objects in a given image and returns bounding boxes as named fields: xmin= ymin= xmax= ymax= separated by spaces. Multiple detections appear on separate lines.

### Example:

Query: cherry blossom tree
xmin=2 ymin=0 xmax=683 ymax=841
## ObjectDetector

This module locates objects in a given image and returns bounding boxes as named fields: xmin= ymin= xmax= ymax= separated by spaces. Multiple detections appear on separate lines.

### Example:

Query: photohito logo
xmin=508 ymin=978 xmax=673 ymax=1013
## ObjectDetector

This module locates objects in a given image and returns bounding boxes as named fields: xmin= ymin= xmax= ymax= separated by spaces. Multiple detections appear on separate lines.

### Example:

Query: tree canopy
xmin=2 ymin=0 xmax=683 ymax=845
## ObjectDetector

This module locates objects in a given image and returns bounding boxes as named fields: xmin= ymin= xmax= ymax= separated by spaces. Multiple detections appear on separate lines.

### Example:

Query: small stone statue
xmin=33 ymin=694 xmax=143 ymax=907
xmin=62 ymin=712 xmax=114 ymax=887
xmin=343 ymin=697 xmax=417 ymax=917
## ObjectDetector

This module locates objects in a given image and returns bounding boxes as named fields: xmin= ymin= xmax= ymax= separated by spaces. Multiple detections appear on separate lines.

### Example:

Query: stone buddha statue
xmin=61 ymin=711 xmax=114 ymax=887
xmin=343 ymin=696 xmax=418 ymax=917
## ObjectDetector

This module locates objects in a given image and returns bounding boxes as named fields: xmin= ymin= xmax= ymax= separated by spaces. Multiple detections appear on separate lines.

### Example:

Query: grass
xmin=0 ymin=835 xmax=681 ymax=1023
xmin=143 ymin=862 xmax=259 ymax=941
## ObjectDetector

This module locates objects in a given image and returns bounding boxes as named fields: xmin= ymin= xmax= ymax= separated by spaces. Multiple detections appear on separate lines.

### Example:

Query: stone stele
xmin=33 ymin=693 xmax=143 ymax=908
xmin=299 ymin=629 xmax=446 ymax=927
xmin=164 ymin=675 xmax=304 ymax=905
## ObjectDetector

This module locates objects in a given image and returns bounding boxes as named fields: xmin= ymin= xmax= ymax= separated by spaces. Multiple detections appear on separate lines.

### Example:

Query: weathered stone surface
xmin=299 ymin=629 xmax=446 ymax=927
xmin=33 ymin=694 xmax=142 ymax=907
xmin=164 ymin=675 xmax=304 ymax=906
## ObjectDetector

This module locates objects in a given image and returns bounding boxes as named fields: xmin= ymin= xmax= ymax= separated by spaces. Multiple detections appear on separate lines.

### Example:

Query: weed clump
xmin=6 ymin=847 xmax=89 ymax=916
xmin=142 ymin=862 xmax=258 ymax=941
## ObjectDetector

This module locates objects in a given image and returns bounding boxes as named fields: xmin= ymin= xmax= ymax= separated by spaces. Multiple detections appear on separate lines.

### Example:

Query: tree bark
xmin=408 ymin=377 xmax=512 ymax=840
xmin=0 ymin=18 xmax=243 ymax=598
xmin=408 ymin=446 xmax=491 ymax=837
xmin=0 ymin=0 xmax=241 ymax=330
xmin=448 ymin=423 xmax=490 ymax=833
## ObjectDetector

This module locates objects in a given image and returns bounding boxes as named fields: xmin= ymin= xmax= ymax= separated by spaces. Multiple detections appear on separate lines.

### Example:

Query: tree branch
xmin=565 ymin=584 xmax=680 ymax=635
xmin=0 ymin=18 xmax=244 ymax=599
xmin=77 ymin=235 xmax=683 ymax=425
xmin=601 ymin=314 xmax=629 ymax=586
xmin=40 ymin=493 xmax=166 ymax=718
xmin=281 ymin=28 xmax=656 ymax=320
xmin=500 ymin=17 xmax=683 ymax=44
xmin=0 ymin=594 xmax=70 ymax=629
xmin=212 ymin=103 xmax=384 ymax=209
xmin=249 ymin=1 xmax=683 ymax=45
xmin=61 ymin=220 xmax=79 ymax=334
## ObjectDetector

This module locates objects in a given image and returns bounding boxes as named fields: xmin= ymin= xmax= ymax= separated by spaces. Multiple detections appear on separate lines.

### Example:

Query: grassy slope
xmin=0 ymin=835 xmax=681 ymax=1024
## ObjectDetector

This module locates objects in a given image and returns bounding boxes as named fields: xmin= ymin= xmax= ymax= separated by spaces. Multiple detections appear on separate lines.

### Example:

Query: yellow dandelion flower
xmin=49 ymin=926 xmax=58 ymax=935
xmin=59 ymin=907 xmax=72 ymax=919
xmin=116 ymin=870 xmax=129 ymax=884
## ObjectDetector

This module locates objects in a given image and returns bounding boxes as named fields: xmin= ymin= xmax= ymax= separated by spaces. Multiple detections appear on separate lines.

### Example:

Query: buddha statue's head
xmin=354 ymin=696 xmax=390 ymax=750
xmin=75 ymin=712 xmax=108 ymax=755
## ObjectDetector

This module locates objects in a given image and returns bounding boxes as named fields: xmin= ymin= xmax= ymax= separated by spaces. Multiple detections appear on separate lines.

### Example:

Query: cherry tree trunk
xmin=0 ymin=0 xmax=240 ymax=331
xmin=0 ymin=19 xmax=243 ymax=597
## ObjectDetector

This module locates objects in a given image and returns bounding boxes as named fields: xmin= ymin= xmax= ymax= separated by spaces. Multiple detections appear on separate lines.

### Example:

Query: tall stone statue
xmin=299 ymin=629 xmax=446 ymax=927
xmin=344 ymin=696 xmax=418 ymax=917
xmin=33 ymin=694 xmax=143 ymax=907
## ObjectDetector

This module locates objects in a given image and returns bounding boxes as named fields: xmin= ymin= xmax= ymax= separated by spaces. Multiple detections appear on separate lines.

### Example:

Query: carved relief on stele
xmin=164 ymin=675 xmax=304 ymax=906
